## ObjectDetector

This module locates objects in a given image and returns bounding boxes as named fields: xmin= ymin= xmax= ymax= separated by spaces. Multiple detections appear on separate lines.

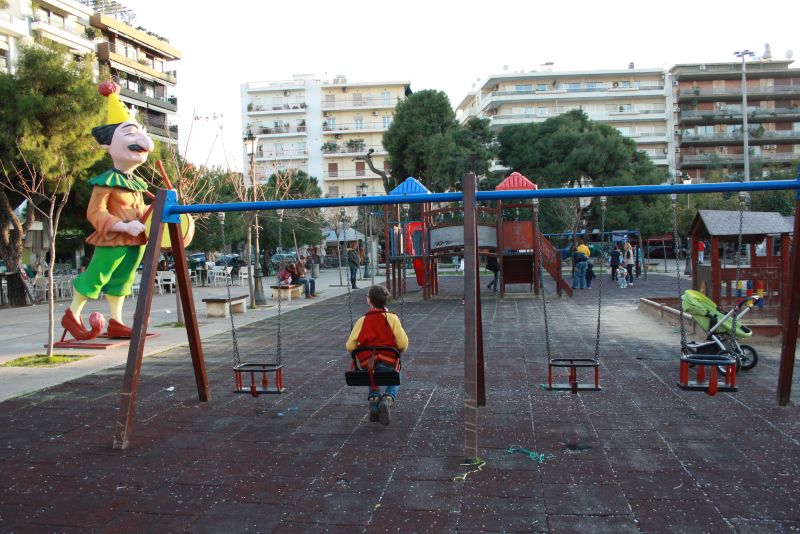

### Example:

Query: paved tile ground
xmin=1 ymin=271 xmax=799 ymax=533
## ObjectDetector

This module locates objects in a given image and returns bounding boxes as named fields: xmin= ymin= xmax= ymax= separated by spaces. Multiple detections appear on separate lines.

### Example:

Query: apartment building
xmin=1 ymin=0 xmax=94 ymax=74
xmin=0 ymin=0 xmax=180 ymax=145
xmin=241 ymin=74 xmax=409 ymax=197
xmin=671 ymin=60 xmax=800 ymax=182
xmin=457 ymin=66 xmax=671 ymax=173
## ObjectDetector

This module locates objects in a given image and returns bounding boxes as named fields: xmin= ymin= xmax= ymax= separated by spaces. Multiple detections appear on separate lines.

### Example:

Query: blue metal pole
xmin=165 ymin=179 xmax=800 ymax=219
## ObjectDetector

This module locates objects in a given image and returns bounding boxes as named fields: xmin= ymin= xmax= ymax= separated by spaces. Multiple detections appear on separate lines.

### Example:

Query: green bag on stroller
xmin=681 ymin=289 xmax=752 ymax=338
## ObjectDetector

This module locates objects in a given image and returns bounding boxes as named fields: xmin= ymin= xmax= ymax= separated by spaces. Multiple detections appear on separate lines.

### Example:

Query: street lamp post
xmin=244 ymin=130 xmax=267 ymax=306
xmin=734 ymin=49 xmax=755 ymax=182
xmin=336 ymin=207 xmax=345 ymax=287
xmin=357 ymin=182 xmax=368 ymax=279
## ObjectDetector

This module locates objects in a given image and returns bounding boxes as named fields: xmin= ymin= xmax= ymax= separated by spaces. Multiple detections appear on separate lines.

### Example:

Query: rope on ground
xmin=505 ymin=446 xmax=555 ymax=463
xmin=453 ymin=458 xmax=485 ymax=482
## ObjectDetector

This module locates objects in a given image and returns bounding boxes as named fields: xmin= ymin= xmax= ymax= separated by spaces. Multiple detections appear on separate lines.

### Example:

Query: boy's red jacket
xmin=346 ymin=309 xmax=408 ymax=368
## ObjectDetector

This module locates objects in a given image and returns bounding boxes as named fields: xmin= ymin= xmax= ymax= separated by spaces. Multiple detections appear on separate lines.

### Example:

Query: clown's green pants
xmin=72 ymin=245 xmax=145 ymax=299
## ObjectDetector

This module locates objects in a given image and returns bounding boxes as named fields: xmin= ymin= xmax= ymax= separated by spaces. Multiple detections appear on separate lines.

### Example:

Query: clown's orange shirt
xmin=85 ymin=186 xmax=147 ymax=247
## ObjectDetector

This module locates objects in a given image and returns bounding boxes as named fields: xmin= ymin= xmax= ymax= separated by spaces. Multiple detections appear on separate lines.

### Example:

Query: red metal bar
xmin=170 ymin=222 xmax=210 ymax=402
xmin=777 ymin=198 xmax=800 ymax=405
xmin=708 ymin=366 xmax=718 ymax=396
xmin=113 ymin=189 xmax=166 ymax=450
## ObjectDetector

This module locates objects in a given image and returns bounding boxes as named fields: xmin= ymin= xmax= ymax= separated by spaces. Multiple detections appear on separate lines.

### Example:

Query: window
xmin=153 ymin=58 xmax=164 ymax=73
xmin=616 ymin=127 xmax=631 ymax=136
xmin=619 ymin=80 xmax=631 ymax=88
xmin=328 ymin=163 xmax=338 ymax=177
xmin=272 ymin=97 xmax=282 ymax=109
xmin=697 ymin=125 xmax=714 ymax=137
xmin=297 ymin=142 xmax=306 ymax=155
xmin=381 ymin=91 xmax=391 ymax=103
xmin=536 ymin=84 xmax=548 ymax=92
xmin=514 ymin=84 xmax=532 ymax=92
xmin=325 ymin=94 xmax=336 ymax=107
xmin=536 ymin=107 xmax=548 ymax=116
xmin=382 ymin=116 xmax=392 ymax=129
xmin=352 ymin=93 xmax=363 ymax=106
xmin=329 ymin=186 xmax=339 ymax=197
xmin=356 ymin=161 xmax=366 ymax=176
xmin=616 ymin=104 xmax=633 ymax=113
xmin=275 ymin=143 xmax=284 ymax=156
xmin=585 ymin=82 xmax=602 ymax=90
xmin=565 ymin=83 xmax=582 ymax=91
xmin=354 ymin=117 xmax=364 ymax=130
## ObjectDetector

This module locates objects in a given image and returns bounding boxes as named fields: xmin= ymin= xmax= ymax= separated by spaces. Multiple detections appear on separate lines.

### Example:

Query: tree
xmin=382 ymin=89 xmax=457 ymax=192
xmin=425 ymin=117 xmax=496 ymax=192
xmin=0 ymin=44 xmax=103 ymax=307
xmin=261 ymin=169 xmax=324 ymax=255
xmin=496 ymin=110 xmax=663 ymax=241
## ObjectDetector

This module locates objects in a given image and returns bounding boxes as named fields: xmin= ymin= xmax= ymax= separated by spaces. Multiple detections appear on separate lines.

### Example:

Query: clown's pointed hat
xmin=98 ymin=80 xmax=132 ymax=125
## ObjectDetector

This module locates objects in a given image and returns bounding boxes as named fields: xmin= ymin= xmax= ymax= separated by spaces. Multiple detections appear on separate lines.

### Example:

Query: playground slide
xmin=405 ymin=222 xmax=425 ymax=286
xmin=536 ymin=230 xmax=573 ymax=297
xmin=681 ymin=289 xmax=752 ymax=338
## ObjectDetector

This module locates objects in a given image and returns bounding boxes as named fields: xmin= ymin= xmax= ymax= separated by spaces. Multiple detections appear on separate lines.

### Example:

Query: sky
xmin=121 ymin=0 xmax=798 ymax=172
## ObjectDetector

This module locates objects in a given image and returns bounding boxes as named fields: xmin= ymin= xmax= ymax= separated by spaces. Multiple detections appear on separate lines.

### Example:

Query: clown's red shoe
xmin=106 ymin=319 xmax=133 ymax=338
xmin=61 ymin=309 xmax=102 ymax=341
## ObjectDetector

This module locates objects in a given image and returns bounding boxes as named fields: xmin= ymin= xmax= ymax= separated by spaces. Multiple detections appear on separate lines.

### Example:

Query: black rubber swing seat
xmin=345 ymin=346 xmax=401 ymax=387
xmin=545 ymin=357 xmax=601 ymax=394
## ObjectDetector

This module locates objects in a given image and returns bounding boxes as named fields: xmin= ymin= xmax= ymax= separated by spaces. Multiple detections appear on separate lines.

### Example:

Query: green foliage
xmin=425 ymin=117 xmax=496 ymax=192
xmin=261 ymin=170 xmax=324 ymax=253
xmin=0 ymin=45 xmax=104 ymax=189
xmin=383 ymin=91 xmax=496 ymax=192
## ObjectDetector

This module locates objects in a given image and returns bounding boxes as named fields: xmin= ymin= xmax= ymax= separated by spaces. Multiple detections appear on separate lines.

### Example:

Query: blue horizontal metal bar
xmin=166 ymin=178 xmax=800 ymax=217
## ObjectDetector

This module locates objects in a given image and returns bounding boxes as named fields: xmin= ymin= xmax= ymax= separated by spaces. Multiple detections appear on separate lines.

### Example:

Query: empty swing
xmin=221 ymin=211 xmax=285 ymax=396
xmin=537 ymin=197 xmax=605 ymax=393
xmin=676 ymin=193 xmax=742 ymax=396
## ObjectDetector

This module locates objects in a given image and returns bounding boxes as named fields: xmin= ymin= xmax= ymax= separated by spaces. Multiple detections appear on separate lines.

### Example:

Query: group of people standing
xmin=609 ymin=241 xmax=643 ymax=288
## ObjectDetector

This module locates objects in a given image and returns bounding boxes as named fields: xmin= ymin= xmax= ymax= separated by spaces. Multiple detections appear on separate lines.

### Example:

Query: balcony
xmin=322 ymin=121 xmax=390 ymax=133
xmin=256 ymin=149 xmax=308 ymax=161
xmin=31 ymin=15 xmax=94 ymax=54
xmin=247 ymin=102 xmax=307 ymax=114
xmin=680 ymin=129 xmax=800 ymax=146
xmin=323 ymin=170 xmax=374 ymax=180
xmin=679 ymin=106 xmax=800 ymax=124
xmin=322 ymin=97 xmax=400 ymax=110
xmin=322 ymin=143 xmax=386 ymax=157
xmin=90 ymin=13 xmax=181 ymax=59
xmin=680 ymin=152 xmax=799 ymax=167
xmin=0 ymin=12 xmax=29 ymax=38
xmin=110 ymin=75 xmax=177 ymax=112
xmin=677 ymin=85 xmax=800 ymax=103
xmin=254 ymin=125 xmax=307 ymax=136
xmin=97 ymin=42 xmax=177 ymax=85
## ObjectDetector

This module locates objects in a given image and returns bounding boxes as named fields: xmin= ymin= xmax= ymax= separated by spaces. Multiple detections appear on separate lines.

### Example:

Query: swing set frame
xmin=113 ymin=170 xmax=800 ymax=464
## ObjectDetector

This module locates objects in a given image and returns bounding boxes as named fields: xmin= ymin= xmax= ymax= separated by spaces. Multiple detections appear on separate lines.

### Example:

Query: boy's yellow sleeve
xmin=388 ymin=314 xmax=409 ymax=352
xmin=345 ymin=316 xmax=365 ymax=352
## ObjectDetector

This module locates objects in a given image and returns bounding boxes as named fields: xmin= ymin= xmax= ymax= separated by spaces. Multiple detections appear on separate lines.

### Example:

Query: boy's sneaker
xmin=369 ymin=398 xmax=380 ymax=422
xmin=378 ymin=395 xmax=393 ymax=426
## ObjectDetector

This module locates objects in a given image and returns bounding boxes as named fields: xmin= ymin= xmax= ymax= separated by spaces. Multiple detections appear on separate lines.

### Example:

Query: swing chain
xmin=276 ymin=210 xmax=284 ymax=367
xmin=731 ymin=192 xmax=747 ymax=344
xmin=533 ymin=200 xmax=553 ymax=359
xmin=219 ymin=212 xmax=241 ymax=368
xmin=670 ymin=195 xmax=688 ymax=355
xmin=593 ymin=197 xmax=606 ymax=360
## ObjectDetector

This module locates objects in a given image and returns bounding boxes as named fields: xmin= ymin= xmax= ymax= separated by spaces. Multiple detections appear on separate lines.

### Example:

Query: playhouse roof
xmin=496 ymin=172 xmax=537 ymax=191
xmin=689 ymin=210 xmax=792 ymax=242
xmin=390 ymin=177 xmax=431 ymax=196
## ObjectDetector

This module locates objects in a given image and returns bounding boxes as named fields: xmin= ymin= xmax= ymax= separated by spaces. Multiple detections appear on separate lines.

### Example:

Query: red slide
xmin=405 ymin=222 xmax=425 ymax=286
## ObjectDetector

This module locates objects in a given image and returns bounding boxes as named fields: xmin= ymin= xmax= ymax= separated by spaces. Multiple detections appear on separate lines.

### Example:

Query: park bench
xmin=202 ymin=294 xmax=248 ymax=318
xmin=270 ymin=284 xmax=302 ymax=301
xmin=646 ymin=262 xmax=660 ymax=272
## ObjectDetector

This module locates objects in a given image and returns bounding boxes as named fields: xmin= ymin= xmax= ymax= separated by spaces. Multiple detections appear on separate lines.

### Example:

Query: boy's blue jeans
xmin=367 ymin=361 xmax=399 ymax=401
xmin=572 ymin=260 xmax=587 ymax=289
xmin=488 ymin=271 xmax=499 ymax=290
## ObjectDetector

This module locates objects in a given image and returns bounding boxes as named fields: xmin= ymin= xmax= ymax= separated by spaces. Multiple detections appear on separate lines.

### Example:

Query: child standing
xmin=345 ymin=285 xmax=409 ymax=425
xmin=617 ymin=265 xmax=628 ymax=288
xmin=585 ymin=262 xmax=596 ymax=289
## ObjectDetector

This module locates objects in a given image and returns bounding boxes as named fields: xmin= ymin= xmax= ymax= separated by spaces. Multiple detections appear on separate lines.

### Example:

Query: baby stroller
xmin=681 ymin=290 xmax=759 ymax=371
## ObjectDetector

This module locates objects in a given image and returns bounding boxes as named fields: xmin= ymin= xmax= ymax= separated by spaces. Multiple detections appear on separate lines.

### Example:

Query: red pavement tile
xmin=629 ymin=498 xmax=730 ymax=532
xmin=542 ymin=483 xmax=630 ymax=516
xmin=538 ymin=458 xmax=617 ymax=485
xmin=546 ymin=514 xmax=639 ymax=533
xmin=101 ymin=511 xmax=196 ymax=532
xmin=368 ymin=507 xmax=460 ymax=532
xmin=458 ymin=496 xmax=547 ymax=533
xmin=380 ymin=480 xmax=462 ymax=511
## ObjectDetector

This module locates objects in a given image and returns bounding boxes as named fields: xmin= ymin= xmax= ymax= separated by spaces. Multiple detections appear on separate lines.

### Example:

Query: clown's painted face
xmin=104 ymin=121 xmax=154 ymax=173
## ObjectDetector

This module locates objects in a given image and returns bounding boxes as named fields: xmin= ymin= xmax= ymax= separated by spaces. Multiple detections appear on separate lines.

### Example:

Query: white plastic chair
xmin=238 ymin=267 xmax=248 ymax=286
xmin=156 ymin=271 xmax=176 ymax=294
xmin=131 ymin=272 xmax=142 ymax=297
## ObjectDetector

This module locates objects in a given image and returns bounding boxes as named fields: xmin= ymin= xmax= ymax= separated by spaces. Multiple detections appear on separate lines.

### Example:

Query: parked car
xmin=0 ymin=260 xmax=6 ymax=273
xmin=269 ymin=252 xmax=297 ymax=271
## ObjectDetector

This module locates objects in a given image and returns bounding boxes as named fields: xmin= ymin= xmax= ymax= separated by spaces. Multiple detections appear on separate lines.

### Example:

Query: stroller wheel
xmin=738 ymin=344 xmax=758 ymax=371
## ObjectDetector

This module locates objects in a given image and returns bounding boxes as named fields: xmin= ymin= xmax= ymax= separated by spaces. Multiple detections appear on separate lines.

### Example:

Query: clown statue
xmin=61 ymin=80 xmax=153 ymax=340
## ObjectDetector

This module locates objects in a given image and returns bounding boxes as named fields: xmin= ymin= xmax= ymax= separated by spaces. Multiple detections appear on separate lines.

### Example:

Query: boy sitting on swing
xmin=345 ymin=285 xmax=409 ymax=426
